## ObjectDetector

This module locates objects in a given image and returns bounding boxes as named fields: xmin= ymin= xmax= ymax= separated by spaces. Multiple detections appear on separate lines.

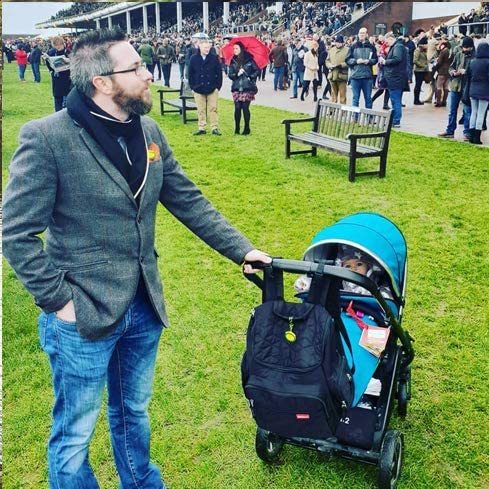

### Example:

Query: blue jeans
xmin=350 ymin=78 xmax=373 ymax=109
xmin=389 ymin=88 xmax=403 ymax=125
xmin=446 ymin=91 xmax=471 ymax=135
xmin=38 ymin=280 xmax=165 ymax=489
xmin=18 ymin=64 xmax=26 ymax=80
xmin=273 ymin=65 xmax=285 ymax=90
xmin=31 ymin=62 xmax=41 ymax=82
xmin=292 ymin=70 xmax=304 ymax=97
xmin=54 ymin=96 xmax=67 ymax=112
xmin=469 ymin=98 xmax=489 ymax=130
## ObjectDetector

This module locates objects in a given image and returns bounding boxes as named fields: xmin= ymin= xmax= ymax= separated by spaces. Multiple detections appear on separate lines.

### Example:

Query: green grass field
xmin=2 ymin=61 xmax=489 ymax=489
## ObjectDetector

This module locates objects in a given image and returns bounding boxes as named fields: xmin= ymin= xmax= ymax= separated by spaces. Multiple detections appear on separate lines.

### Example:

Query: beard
xmin=112 ymin=81 xmax=152 ymax=116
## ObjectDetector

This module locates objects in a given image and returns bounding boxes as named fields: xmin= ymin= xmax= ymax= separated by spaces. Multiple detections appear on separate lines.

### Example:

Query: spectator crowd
xmin=3 ymin=1 xmax=488 ymax=144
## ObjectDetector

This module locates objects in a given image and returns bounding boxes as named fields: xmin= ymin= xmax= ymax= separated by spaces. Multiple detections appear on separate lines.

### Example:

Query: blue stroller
xmin=243 ymin=213 xmax=414 ymax=489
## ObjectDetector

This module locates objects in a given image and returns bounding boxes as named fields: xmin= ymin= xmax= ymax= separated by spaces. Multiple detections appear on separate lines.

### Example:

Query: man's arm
xmin=3 ymin=121 xmax=73 ymax=312
xmin=156 ymin=129 xmax=254 ymax=265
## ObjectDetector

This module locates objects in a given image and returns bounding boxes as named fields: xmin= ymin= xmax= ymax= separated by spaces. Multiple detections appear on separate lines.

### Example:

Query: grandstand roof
xmin=35 ymin=2 xmax=146 ymax=29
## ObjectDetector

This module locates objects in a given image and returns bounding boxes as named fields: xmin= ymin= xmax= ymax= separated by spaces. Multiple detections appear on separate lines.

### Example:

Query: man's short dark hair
xmin=71 ymin=28 xmax=127 ymax=98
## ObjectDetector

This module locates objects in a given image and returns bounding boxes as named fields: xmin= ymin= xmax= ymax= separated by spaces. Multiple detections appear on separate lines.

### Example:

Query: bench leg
xmin=379 ymin=154 xmax=387 ymax=178
xmin=285 ymin=137 xmax=291 ymax=158
xmin=311 ymin=146 xmax=317 ymax=157
xmin=349 ymin=154 xmax=356 ymax=182
xmin=160 ymin=93 xmax=164 ymax=116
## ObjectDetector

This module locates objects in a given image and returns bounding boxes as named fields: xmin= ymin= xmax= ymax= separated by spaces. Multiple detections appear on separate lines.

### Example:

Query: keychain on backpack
xmin=285 ymin=317 xmax=297 ymax=342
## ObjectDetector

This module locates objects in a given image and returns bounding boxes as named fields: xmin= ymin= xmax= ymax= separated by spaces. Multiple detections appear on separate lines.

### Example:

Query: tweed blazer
xmin=3 ymin=110 xmax=254 ymax=339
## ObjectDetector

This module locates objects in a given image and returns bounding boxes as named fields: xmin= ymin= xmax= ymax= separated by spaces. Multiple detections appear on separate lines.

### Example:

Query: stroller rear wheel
xmin=378 ymin=430 xmax=404 ymax=489
xmin=255 ymin=428 xmax=284 ymax=463
xmin=397 ymin=382 xmax=408 ymax=417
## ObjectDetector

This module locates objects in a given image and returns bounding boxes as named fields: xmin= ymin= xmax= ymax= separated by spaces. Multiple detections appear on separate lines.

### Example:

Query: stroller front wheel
xmin=378 ymin=430 xmax=404 ymax=489
xmin=255 ymin=427 xmax=284 ymax=463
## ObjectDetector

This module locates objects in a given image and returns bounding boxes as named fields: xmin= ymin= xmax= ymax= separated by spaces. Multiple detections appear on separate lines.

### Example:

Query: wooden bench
xmin=283 ymin=101 xmax=393 ymax=182
xmin=157 ymin=82 xmax=197 ymax=124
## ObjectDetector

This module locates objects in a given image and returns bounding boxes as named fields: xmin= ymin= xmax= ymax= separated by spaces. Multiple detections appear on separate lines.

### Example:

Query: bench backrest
xmin=314 ymin=101 xmax=392 ymax=150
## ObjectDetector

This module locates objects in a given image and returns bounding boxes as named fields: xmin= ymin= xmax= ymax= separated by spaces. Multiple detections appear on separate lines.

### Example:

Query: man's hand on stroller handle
xmin=243 ymin=249 xmax=272 ymax=274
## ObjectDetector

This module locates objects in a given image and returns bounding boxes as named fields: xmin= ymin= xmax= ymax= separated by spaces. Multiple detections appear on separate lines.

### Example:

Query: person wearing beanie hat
xmin=326 ymin=34 xmax=349 ymax=103
xmin=438 ymin=36 xmax=474 ymax=139
xmin=462 ymin=36 xmax=475 ymax=49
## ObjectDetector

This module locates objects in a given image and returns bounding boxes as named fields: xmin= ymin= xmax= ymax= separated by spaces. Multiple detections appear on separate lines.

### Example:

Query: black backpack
xmin=241 ymin=292 xmax=355 ymax=440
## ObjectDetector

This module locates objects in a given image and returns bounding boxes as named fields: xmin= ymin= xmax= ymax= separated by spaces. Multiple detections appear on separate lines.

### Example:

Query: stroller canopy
xmin=303 ymin=213 xmax=407 ymax=299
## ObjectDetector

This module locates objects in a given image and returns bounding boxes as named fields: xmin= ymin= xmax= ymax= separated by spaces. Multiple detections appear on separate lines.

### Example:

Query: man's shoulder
xmin=22 ymin=110 xmax=75 ymax=137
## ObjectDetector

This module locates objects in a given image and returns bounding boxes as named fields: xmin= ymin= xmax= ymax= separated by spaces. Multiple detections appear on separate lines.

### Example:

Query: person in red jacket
xmin=15 ymin=43 xmax=28 ymax=82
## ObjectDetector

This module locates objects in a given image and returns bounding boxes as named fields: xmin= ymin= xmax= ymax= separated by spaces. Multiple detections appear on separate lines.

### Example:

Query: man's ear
xmin=92 ymin=75 xmax=113 ymax=95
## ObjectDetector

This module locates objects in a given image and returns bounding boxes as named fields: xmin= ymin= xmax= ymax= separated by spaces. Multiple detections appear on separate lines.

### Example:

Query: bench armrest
xmin=158 ymin=89 xmax=181 ymax=99
xmin=347 ymin=132 xmax=388 ymax=140
xmin=282 ymin=117 xmax=316 ymax=125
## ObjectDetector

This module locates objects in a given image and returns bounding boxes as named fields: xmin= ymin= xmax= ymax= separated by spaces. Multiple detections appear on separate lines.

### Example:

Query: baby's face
xmin=343 ymin=258 xmax=369 ymax=275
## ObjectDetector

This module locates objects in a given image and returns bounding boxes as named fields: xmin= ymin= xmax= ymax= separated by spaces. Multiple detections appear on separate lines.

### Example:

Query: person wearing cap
xmin=438 ymin=36 xmax=474 ymax=139
xmin=326 ymin=34 xmax=349 ymax=104
xmin=346 ymin=27 xmax=378 ymax=110
xmin=379 ymin=32 xmax=408 ymax=128
xmin=434 ymin=39 xmax=451 ymax=106
xmin=413 ymin=37 xmax=429 ymax=105
xmin=188 ymin=39 xmax=223 ymax=136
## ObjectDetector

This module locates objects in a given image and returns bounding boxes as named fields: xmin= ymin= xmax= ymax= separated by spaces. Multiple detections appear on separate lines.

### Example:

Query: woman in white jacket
xmin=301 ymin=40 xmax=320 ymax=101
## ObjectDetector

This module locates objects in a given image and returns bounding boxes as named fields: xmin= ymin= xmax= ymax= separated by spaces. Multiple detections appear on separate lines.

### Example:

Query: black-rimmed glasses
xmin=99 ymin=65 xmax=148 ymax=77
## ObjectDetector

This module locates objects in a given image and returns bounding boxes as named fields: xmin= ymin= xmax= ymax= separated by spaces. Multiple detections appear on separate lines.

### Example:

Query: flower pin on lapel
xmin=147 ymin=142 xmax=161 ymax=163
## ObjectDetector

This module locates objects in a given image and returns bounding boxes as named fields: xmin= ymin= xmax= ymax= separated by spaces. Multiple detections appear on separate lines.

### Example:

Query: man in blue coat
xmin=188 ymin=39 xmax=223 ymax=136
xmin=380 ymin=32 xmax=408 ymax=128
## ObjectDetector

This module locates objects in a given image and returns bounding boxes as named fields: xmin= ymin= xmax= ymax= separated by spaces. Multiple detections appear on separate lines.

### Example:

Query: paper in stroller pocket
xmin=341 ymin=311 xmax=383 ymax=406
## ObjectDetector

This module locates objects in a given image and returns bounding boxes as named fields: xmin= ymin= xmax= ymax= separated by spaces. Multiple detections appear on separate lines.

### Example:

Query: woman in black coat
xmin=467 ymin=41 xmax=489 ymax=144
xmin=228 ymin=43 xmax=261 ymax=135
xmin=47 ymin=36 xmax=72 ymax=112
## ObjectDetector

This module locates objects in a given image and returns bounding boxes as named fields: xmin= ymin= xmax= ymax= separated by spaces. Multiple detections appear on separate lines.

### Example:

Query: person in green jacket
xmin=413 ymin=37 xmax=429 ymax=104
xmin=138 ymin=39 xmax=155 ymax=78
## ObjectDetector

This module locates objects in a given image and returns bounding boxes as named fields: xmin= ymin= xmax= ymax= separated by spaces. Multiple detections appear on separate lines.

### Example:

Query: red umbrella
xmin=222 ymin=36 xmax=270 ymax=69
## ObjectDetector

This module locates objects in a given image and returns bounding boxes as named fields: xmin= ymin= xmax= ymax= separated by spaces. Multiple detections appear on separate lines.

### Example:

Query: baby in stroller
xmin=294 ymin=246 xmax=393 ymax=300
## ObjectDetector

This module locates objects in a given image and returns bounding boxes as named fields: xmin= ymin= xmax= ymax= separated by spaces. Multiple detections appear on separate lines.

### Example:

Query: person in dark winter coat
xmin=467 ymin=41 xmax=489 ymax=144
xmin=380 ymin=33 xmax=408 ymax=127
xmin=227 ymin=43 xmax=261 ymax=135
xmin=188 ymin=39 xmax=223 ymax=135
xmin=29 ymin=40 xmax=42 ymax=83
xmin=47 ymin=36 xmax=71 ymax=111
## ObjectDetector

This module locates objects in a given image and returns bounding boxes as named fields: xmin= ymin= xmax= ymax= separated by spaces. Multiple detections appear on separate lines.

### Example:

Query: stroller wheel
xmin=255 ymin=427 xmax=284 ymax=463
xmin=397 ymin=382 xmax=408 ymax=417
xmin=378 ymin=430 xmax=404 ymax=489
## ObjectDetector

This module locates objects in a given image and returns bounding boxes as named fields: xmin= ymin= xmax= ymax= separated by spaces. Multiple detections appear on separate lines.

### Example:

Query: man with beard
xmin=3 ymin=28 xmax=270 ymax=489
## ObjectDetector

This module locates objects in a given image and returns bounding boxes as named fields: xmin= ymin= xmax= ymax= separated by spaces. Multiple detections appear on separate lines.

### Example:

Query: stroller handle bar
xmin=244 ymin=258 xmax=414 ymax=367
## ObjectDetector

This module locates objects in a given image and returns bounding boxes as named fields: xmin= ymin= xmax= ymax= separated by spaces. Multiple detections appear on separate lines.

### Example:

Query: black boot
xmin=471 ymin=129 xmax=483 ymax=144
xmin=242 ymin=125 xmax=250 ymax=135
xmin=234 ymin=122 xmax=240 ymax=135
